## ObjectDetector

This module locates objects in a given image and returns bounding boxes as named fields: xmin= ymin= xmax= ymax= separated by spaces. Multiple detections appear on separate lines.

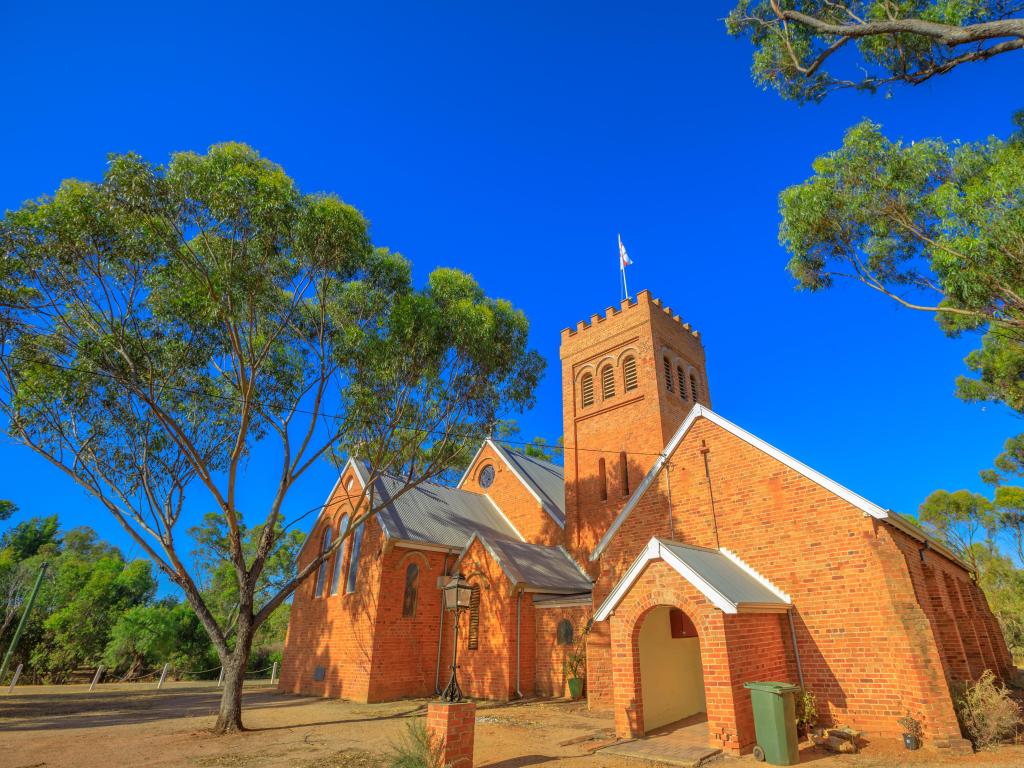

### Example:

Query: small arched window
xmin=690 ymin=373 xmax=700 ymax=403
xmin=676 ymin=366 xmax=687 ymax=400
xmin=402 ymin=563 xmax=419 ymax=617
xmin=314 ymin=527 xmax=332 ymax=598
xmin=600 ymin=365 xmax=615 ymax=400
xmin=556 ymin=618 xmax=574 ymax=646
xmin=622 ymin=356 xmax=638 ymax=392
xmin=345 ymin=522 xmax=365 ymax=594
xmin=330 ymin=515 xmax=349 ymax=595
xmin=619 ymin=451 xmax=629 ymax=497
xmin=467 ymin=584 xmax=481 ymax=650
xmin=663 ymin=357 xmax=673 ymax=392
xmin=598 ymin=458 xmax=608 ymax=501
xmin=581 ymin=372 xmax=594 ymax=408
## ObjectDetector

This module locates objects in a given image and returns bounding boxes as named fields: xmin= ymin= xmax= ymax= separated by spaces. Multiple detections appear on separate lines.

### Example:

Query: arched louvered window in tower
xmin=467 ymin=584 xmax=481 ymax=650
xmin=663 ymin=357 xmax=673 ymax=391
xmin=600 ymin=365 xmax=615 ymax=400
xmin=690 ymin=373 xmax=700 ymax=403
xmin=330 ymin=515 xmax=349 ymax=595
xmin=402 ymin=563 xmax=419 ymax=617
xmin=619 ymin=451 xmax=629 ymax=497
xmin=622 ymin=356 xmax=638 ymax=392
xmin=598 ymin=458 xmax=608 ymax=501
xmin=581 ymin=372 xmax=594 ymax=408
xmin=676 ymin=366 xmax=687 ymax=400
xmin=314 ymin=527 xmax=331 ymax=598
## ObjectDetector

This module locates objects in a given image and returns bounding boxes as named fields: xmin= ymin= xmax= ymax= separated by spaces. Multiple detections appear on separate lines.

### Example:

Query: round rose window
xmin=479 ymin=464 xmax=495 ymax=489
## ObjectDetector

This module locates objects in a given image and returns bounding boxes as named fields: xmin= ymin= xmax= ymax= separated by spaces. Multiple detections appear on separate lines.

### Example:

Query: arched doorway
xmin=638 ymin=605 xmax=706 ymax=731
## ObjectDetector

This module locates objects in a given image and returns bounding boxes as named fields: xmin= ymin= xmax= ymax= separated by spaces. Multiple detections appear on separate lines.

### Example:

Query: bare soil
xmin=1 ymin=681 xmax=1021 ymax=768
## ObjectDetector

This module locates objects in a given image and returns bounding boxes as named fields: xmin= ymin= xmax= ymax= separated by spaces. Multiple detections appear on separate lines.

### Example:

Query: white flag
xmin=618 ymin=234 xmax=633 ymax=269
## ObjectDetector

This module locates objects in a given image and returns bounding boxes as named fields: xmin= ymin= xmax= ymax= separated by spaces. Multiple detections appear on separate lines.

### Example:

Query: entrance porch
xmin=593 ymin=538 xmax=795 ymax=755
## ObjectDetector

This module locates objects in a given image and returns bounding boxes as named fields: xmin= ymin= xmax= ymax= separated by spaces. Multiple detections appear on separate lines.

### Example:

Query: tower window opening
xmin=690 ymin=373 xmax=700 ymax=403
xmin=581 ymin=372 xmax=594 ymax=407
xmin=598 ymin=458 xmax=608 ymax=501
xmin=676 ymin=366 xmax=687 ymax=400
xmin=619 ymin=451 xmax=629 ymax=497
xmin=623 ymin=356 xmax=638 ymax=392
xmin=663 ymin=357 xmax=673 ymax=392
xmin=600 ymin=364 xmax=615 ymax=400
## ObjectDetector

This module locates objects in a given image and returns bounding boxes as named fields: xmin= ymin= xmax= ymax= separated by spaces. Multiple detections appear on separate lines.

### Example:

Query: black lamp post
xmin=440 ymin=572 xmax=473 ymax=702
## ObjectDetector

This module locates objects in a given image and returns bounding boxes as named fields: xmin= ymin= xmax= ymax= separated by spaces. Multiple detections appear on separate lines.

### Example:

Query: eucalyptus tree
xmin=0 ymin=143 xmax=543 ymax=731
xmin=727 ymin=1 xmax=1024 ymax=103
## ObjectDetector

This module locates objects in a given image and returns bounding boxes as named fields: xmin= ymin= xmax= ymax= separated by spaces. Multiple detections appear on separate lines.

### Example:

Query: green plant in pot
xmin=563 ymin=647 xmax=585 ymax=699
xmin=562 ymin=619 xmax=591 ymax=700
xmin=898 ymin=713 xmax=923 ymax=751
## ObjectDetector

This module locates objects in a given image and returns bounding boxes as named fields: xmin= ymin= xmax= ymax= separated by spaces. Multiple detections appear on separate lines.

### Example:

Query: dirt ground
xmin=1 ymin=681 xmax=1022 ymax=768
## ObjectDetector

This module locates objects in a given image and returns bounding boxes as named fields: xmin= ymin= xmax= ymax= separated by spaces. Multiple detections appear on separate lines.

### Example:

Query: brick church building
xmin=280 ymin=289 xmax=1014 ymax=754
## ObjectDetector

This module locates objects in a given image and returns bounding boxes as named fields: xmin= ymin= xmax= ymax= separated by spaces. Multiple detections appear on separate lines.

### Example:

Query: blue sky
xmin=3 ymin=2 xmax=1023 ymax=583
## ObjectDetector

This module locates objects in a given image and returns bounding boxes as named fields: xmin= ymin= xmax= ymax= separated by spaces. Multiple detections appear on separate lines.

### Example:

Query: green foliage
xmin=726 ymin=2 xmax=1024 ymax=103
xmin=918 ymin=490 xmax=995 ymax=569
xmin=0 ymin=499 xmax=15 ymax=522
xmin=491 ymin=419 xmax=564 ymax=465
xmin=796 ymin=689 xmax=818 ymax=731
xmin=0 ymin=142 xmax=543 ymax=727
xmin=388 ymin=719 xmax=449 ymax=768
xmin=104 ymin=602 xmax=217 ymax=678
xmin=954 ymin=670 xmax=1022 ymax=749
xmin=780 ymin=114 xmax=1024 ymax=417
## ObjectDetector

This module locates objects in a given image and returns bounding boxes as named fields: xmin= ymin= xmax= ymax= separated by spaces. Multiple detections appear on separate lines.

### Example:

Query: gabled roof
xmin=589 ymin=405 xmax=972 ymax=572
xmin=347 ymin=461 xmax=520 ymax=549
xmin=459 ymin=439 xmax=565 ymax=527
xmin=454 ymin=532 xmax=593 ymax=594
xmin=593 ymin=538 xmax=791 ymax=621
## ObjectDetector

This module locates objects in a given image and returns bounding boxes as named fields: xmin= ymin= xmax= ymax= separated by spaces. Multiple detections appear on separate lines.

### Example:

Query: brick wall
xmin=560 ymin=289 xmax=709 ymax=560
xmin=590 ymin=415 xmax=981 ymax=747
xmin=439 ymin=537 xmax=529 ymax=700
xmin=533 ymin=604 xmax=591 ymax=697
xmin=460 ymin=442 xmax=561 ymax=546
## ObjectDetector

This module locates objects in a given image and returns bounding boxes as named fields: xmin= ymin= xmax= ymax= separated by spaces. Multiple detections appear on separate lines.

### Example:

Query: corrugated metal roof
xmin=368 ymin=473 xmax=519 ymax=549
xmin=490 ymin=442 xmax=565 ymax=523
xmin=480 ymin=535 xmax=592 ymax=594
xmin=658 ymin=540 xmax=787 ymax=608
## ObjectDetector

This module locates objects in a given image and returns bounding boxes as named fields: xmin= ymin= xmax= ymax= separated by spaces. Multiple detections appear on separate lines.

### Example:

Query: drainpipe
xmin=435 ymin=551 xmax=454 ymax=694
xmin=787 ymin=609 xmax=806 ymax=691
xmin=515 ymin=589 xmax=524 ymax=698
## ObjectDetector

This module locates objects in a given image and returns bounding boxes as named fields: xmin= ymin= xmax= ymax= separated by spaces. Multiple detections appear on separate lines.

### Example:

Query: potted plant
xmin=898 ymin=713 xmax=922 ymax=750
xmin=563 ymin=647 xmax=585 ymax=700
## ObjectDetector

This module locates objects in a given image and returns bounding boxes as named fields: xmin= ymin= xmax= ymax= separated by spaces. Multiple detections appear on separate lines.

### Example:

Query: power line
xmin=0 ymin=351 xmax=666 ymax=457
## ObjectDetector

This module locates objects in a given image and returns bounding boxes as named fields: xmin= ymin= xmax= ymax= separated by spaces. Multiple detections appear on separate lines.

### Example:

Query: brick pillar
xmin=427 ymin=701 xmax=476 ymax=768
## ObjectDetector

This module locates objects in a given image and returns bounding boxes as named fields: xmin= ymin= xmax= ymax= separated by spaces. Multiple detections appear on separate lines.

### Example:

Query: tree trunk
xmin=214 ymin=631 xmax=253 ymax=734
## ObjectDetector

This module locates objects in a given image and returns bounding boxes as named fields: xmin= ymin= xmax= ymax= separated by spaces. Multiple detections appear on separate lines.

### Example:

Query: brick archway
xmin=606 ymin=559 xmax=792 ymax=755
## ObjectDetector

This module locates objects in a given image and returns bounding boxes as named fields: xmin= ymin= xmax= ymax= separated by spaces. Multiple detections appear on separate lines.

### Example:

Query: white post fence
xmin=7 ymin=663 xmax=23 ymax=693
xmin=270 ymin=661 xmax=277 ymax=686
xmin=217 ymin=666 xmax=225 ymax=687
xmin=157 ymin=663 xmax=170 ymax=689
xmin=89 ymin=665 xmax=104 ymax=691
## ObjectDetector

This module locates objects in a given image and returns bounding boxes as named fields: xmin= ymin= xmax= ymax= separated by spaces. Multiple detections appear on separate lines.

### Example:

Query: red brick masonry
xmin=428 ymin=701 xmax=476 ymax=768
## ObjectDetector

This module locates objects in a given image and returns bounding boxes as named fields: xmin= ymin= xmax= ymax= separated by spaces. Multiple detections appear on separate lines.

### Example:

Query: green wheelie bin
xmin=743 ymin=681 xmax=800 ymax=765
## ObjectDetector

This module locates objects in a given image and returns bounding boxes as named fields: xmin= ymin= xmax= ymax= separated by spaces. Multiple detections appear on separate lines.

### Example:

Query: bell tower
xmin=559 ymin=289 xmax=710 ymax=558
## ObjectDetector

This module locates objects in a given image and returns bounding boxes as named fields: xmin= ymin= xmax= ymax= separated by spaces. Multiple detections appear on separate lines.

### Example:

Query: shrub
xmin=796 ymin=689 xmax=818 ymax=732
xmin=897 ymin=713 xmax=923 ymax=739
xmin=388 ymin=719 xmax=449 ymax=768
xmin=954 ymin=671 xmax=1022 ymax=750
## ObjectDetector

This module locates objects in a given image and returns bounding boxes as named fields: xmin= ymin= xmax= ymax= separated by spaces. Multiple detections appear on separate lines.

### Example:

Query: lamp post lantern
xmin=440 ymin=572 xmax=473 ymax=702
